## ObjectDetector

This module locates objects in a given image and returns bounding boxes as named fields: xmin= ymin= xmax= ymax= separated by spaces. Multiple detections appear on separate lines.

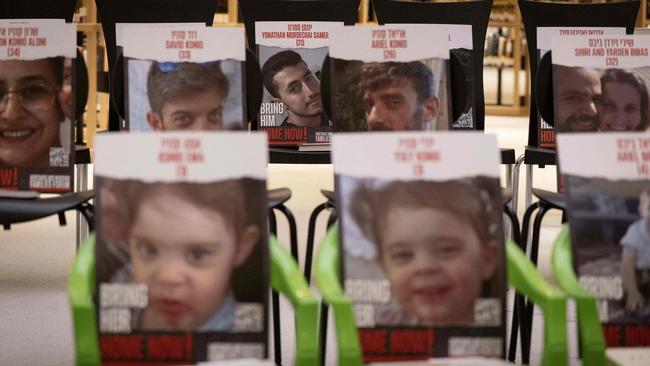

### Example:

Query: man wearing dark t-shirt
xmin=261 ymin=50 xmax=329 ymax=127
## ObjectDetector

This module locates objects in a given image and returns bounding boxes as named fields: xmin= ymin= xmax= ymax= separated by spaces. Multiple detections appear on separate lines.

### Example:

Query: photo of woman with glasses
xmin=0 ymin=57 xmax=71 ymax=168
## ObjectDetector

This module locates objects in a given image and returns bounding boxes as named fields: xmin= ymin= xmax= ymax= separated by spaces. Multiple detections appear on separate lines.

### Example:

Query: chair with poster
xmin=0 ymin=1 xmax=94 ymax=241
xmin=516 ymin=1 xmax=640 ymax=361
xmin=314 ymin=131 xmax=568 ymax=366
xmin=303 ymin=21 xmax=460 ymax=282
xmin=108 ymin=19 xmax=305 ymax=366
xmin=239 ymin=0 xmax=360 ymax=163
xmin=553 ymin=132 xmax=650 ymax=365
xmin=69 ymin=132 xmax=320 ymax=366
xmin=517 ymin=0 xmax=639 ymax=286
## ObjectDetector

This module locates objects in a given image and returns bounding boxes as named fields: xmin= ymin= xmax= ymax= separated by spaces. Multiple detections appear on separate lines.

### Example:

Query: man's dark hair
xmin=261 ymin=50 xmax=306 ymax=98
xmin=360 ymin=61 xmax=434 ymax=102
xmin=147 ymin=61 xmax=229 ymax=115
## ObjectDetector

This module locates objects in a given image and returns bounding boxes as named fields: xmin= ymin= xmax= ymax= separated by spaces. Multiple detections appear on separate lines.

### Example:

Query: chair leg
xmin=520 ymin=201 xmax=540 ymax=253
xmin=327 ymin=210 xmax=337 ymax=227
xmin=268 ymin=209 xmax=281 ymax=366
xmin=268 ymin=208 xmax=277 ymax=235
xmin=272 ymin=290 xmax=282 ymax=366
xmin=305 ymin=203 xmax=329 ymax=284
xmin=79 ymin=203 xmax=95 ymax=233
xmin=523 ymin=203 xmax=550 ymax=364
xmin=504 ymin=203 xmax=527 ymax=362
xmin=319 ymin=303 xmax=329 ymax=366
xmin=276 ymin=204 xmax=299 ymax=262
xmin=510 ymin=201 xmax=538 ymax=363
xmin=503 ymin=203 xmax=521 ymax=245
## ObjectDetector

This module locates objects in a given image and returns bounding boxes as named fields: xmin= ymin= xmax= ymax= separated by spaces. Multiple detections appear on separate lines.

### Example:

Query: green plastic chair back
xmin=552 ymin=225 xmax=613 ymax=366
xmin=68 ymin=235 xmax=319 ymax=366
xmin=315 ymin=224 xmax=569 ymax=366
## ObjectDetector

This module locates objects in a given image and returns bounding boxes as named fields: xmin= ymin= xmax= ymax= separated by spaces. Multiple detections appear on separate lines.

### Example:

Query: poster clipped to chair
xmin=0 ymin=19 xmax=76 ymax=192
xmin=559 ymin=132 xmax=650 ymax=347
xmin=387 ymin=24 xmax=475 ymax=130
xmin=332 ymin=132 xmax=506 ymax=361
xmin=551 ymin=35 xmax=650 ymax=191
xmin=120 ymin=24 xmax=246 ymax=132
xmin=255 ymin=21 xmax=340 ymax=147
xmin=536 ymin=27 xmax=625 ymax=148
xmin=329 ymin=25 xmax=452 ymax=133
xmin=94 ymin=132 xmax=269 ymax=364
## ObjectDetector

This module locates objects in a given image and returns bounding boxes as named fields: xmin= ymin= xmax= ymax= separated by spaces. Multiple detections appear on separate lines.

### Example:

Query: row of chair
xmin=60 ymin=183 xmax=612 ymax=366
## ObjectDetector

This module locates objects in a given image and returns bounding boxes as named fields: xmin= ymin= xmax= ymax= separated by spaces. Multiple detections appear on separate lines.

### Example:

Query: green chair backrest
xmin=315 ymin=224 xmax=569 ymax=366
xmin=68 ymin=235 xmax=319 ymax=366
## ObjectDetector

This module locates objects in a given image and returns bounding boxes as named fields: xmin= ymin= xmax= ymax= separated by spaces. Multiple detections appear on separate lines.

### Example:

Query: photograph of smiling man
xmin=0 ymin=20 xmax=76 ymax=192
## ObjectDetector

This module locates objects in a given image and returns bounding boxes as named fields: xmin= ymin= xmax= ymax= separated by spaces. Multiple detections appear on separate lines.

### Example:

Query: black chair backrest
xmin=519 ymin=0 xmax=640 ymax=147
xmin=0 ymin=0 xmax=76 ymax=21
xmin=95 ymin=0 xmax=218 ymax=131
xmin=373 ymin=0 xmax=492 ymax=131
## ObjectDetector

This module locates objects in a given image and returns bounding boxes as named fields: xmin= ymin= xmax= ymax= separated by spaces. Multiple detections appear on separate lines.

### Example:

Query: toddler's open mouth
xmin=152 ymin=298 xmax=192 ymax=326
xmin=413 ymin=285 xmax=452 ymax=303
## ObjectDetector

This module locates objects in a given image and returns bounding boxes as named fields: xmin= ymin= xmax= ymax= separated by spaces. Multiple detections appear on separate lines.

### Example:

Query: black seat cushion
xmin=0 ymin=190 xmax=94 ymax=225
xmin=532 ymin=188 xmax=566 ymax=211
xmin=267 ymin=188 xmax=292 ymax=208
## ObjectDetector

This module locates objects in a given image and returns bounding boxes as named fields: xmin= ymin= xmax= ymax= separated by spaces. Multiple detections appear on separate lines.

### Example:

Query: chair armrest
xmin=551 ymin=225 xmax=611 ymax=366
xmin=68 ymin=235 xmax=100 ymax=366
xmin=269 ymin=235 xmax=319 ymax=366
xmin=314 ymin=225 xmax=363 ymax=366
xmin=507 ymin=240 xmax=568 ymax=366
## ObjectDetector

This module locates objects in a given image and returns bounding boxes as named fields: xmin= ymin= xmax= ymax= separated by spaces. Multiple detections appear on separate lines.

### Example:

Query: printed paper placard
xmin=535 ymin=27 xmax=625 ymax=148
xmin=558 ymin=132 xmax=650 ymax=347
xmin=389 ymin=24 xmax=475 ymax=130
xmin=0 ymin=19 xmax=76 ymax=192
xmin=121 ymin=25 xmax=244 ymax=62
xmin=551 ymin=35 xmax=650 ymax=191
xmin=256 ymin=21 xmax=340 ymax=146
xmin=330 ymin=25 xmax=452 ymax=132
xmin=122 ymin=25 xmax=246 ymax=132
xmin=115 ymin=23 xmax=205 ymax=47
xmin=332 ymin=132 xmax=506 ymax=361
xmin=95 ymin=132 xmax=269 ymax=364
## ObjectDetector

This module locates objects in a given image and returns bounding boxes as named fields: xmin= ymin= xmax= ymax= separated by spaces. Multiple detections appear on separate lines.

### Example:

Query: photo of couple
xmin=553 ymin=65 xmax=650 ymax=133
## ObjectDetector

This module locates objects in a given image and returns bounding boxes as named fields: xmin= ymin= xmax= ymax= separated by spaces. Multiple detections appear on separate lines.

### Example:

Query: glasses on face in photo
xmin=0 ymin=82 xmax=58 ymax=113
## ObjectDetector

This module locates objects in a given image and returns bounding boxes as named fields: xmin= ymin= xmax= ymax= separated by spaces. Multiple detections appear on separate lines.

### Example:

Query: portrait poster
xmin=559 ymin=132 xmax=650 ymax=347
xmin=332 ymin=132 xmax=506 ymax=362
xmin=536 ymin=27 xmax=625 ymax=148
xmin=255 ymin=21 xmax=340 ymax=146
xmin=94 ymin=132 xmax=269 ymax=364
xmin=551 ymin=35 xmax=650 ymax=191
xmin=0 ymin=19 xmax=76 ymax=192
xmin=329 ymin=25 xmax=452 ymax=133
xmin=389 ymin=24 xmax=474 ymax=130
xmin=121 ymin=25 xmax=246 ymax=132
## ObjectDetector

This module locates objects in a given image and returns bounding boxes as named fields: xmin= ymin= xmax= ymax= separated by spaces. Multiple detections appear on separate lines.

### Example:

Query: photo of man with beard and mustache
xmin=331 ymin=58 xmax=448 ymax=132
xmin=359 ymin=61 xmax=440 ymax=131
xmin=553 ymin=65 xmax=602 ymax=133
